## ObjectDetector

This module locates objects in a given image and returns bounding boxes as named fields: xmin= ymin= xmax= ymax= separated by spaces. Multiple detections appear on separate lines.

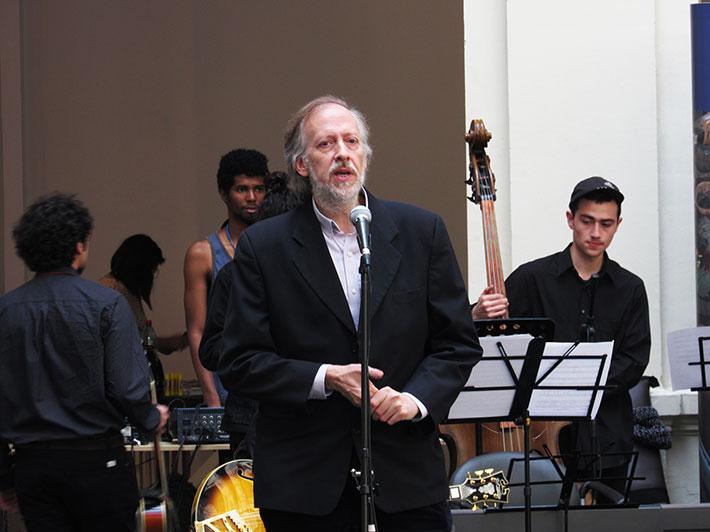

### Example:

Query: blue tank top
xmin=206 ymin=223 xmax=232 ymax=404
xmin=207 ymin=223 xmax=232 ymax=286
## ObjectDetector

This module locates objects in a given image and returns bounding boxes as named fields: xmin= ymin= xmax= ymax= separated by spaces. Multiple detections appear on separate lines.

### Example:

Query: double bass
xmin=440 ymin=120 xmax=567 ymax=469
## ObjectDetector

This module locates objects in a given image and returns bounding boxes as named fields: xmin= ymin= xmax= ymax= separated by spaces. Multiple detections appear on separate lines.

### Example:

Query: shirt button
xmin=347 ymin=251 xmax=353 ymax=257
xmin=351 ymin=288 xmax=357 ymax=295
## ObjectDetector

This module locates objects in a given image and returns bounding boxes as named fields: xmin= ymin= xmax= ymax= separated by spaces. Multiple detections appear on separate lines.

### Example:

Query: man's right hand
xmin=155 ymin=404 xmax=170 ymax=434
xmin=325 ymin=364 xmax=384 ymax=407
xmin=471 ymin=286 xmax=509 ymax=319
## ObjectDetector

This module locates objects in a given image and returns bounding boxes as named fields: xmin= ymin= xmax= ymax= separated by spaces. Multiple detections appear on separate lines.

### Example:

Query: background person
xmin=184 ymin=149 xmax=268 ymax=406
xmin=0 ymin=193 xmax=169 ymax=531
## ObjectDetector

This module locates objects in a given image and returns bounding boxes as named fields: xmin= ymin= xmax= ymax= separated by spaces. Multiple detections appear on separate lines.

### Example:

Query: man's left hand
xmin=370 ymin=387 xmax=419 ymax=424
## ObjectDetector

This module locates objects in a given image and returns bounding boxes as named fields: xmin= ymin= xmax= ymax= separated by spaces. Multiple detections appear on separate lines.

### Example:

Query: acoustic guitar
xmin=449 ymin=467 xmax=510 ymax=511
xmin=191 ymin=458 xmax=508 ymax=529
xmin=192 ymin=459 xmax=265 ymax=532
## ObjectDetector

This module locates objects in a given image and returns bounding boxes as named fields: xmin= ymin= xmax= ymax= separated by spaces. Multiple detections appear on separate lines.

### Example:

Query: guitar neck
xmin=149 ymin=380 xmax=169 ymax=501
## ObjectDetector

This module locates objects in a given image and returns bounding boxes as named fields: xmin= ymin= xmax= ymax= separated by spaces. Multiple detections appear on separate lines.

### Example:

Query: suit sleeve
xmin=401 ymin=215 xmax=482 ymax=423
xmin=0 ymin=442 xmax=12 ymax=490
xmin=199 ymin=262 xmax=234 ymax=371
xmin=218 ymin=232 xmax=322 ymax=406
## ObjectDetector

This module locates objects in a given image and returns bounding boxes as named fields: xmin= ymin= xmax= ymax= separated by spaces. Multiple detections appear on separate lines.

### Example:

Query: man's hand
xmin=325 ymin=364 xmax=383 ymax=407
xmin=0 ymin=488 xmax=18 ymax=513
xmin=371 ymin=387 xmax=420 ymax=424
xmin=155 ymin=404 xmax=170 ymax=434
xmin=471 ymin=286 xmax=509 ymax=319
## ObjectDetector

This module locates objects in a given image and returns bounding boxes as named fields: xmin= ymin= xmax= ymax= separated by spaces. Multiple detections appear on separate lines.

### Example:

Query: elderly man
xmin=218 ymin=96 xmax=481 ymax=531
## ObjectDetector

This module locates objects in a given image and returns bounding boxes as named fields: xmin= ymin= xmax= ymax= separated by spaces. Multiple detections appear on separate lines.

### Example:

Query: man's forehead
xmin=304 ymin=103 xmax=359 ymax=135
xmin=232 ymin=174 xmax=265 ymax=185
xmin=575 ymin=199 xmax=619 ymax=218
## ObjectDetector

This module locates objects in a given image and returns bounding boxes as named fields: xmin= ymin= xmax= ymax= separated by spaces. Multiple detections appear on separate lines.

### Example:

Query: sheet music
xmin=447 ymin=336 xmax=612 ymax=421
xmin=667 ymin=326 xmax=710 ymax=390
xmin=529 ymin=341 xmax=613 ymax=419
xmin=448 ymin=334 xmax=532 ymax=419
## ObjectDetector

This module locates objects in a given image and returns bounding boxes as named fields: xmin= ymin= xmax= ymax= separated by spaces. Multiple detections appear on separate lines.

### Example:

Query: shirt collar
xmin=553 ymin=244 xmax=619 ymax=286
xmin=312 ymin=188 xmax=369 ymax=237
xmin=36 ymin=266 xmax=80 ymax=277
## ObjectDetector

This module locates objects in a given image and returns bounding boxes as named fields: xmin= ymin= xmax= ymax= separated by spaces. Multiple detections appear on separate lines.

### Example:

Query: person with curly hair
xmin=183 ymin=148 xmax=268 ymax=407
xmin=100 ymin=234 xmax=187 ymax=401
xmin=0 ymin=193 xmax=169 ymax=531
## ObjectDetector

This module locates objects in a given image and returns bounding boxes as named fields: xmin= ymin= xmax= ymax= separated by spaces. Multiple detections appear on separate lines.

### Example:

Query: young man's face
xmin=221 ymin=175 xmax=266 ymax=223
xmin=566 ymin=199 xmax=622 ymax=261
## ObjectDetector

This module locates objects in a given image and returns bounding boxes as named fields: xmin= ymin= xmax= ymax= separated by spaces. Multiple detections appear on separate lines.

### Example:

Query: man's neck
xmin=569 ymin=244 xmax=603 ymax=281
xmin=315 ymin=200 xmax=358 ymax=233
xmin=225 ymin=216 xmax=249 ymax=243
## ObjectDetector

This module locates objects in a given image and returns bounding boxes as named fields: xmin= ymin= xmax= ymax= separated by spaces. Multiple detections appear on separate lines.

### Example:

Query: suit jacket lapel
xmin=291 ymin=203 xmax=357 ymax=334
xmin=368 ymin=194 xmax=401 ymax=318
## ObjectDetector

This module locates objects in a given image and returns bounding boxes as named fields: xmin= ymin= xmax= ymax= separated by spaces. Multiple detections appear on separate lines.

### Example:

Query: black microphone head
xmin=350 ymin=205 xmax=372 ymax=225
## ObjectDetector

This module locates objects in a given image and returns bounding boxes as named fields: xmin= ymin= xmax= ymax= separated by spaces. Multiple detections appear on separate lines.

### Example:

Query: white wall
xmin=464 ymin=0 xmax=697 ymax=385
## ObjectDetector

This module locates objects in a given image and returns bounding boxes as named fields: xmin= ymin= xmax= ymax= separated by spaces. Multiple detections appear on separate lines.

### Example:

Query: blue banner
xmin=693 ymin=2 xmax=710 ymax=504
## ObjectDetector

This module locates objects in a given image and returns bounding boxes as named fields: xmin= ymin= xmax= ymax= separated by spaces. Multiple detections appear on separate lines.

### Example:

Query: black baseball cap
xmin=569 ymin=176 xmax=624 ymax=210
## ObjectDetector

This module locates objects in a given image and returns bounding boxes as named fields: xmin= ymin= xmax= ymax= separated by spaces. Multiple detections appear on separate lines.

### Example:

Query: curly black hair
xmin=13 ymin=193 xmax=94 ymax=273
xmin=110 ymin=234 xmax=165 ymax=309
xmin=216 ymin=149 xmax=269 ymax=195
xmin=258 ymin=171 xmax=310 ymax=220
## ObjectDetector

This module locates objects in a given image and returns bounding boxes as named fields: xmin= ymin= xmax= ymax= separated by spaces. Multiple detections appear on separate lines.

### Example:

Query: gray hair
xmin=283 ymin=95 xmax=373 ymax=179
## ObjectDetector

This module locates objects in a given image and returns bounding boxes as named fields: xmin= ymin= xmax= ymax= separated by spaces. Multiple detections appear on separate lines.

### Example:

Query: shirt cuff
xmin=402 ymin=392 xmax=428 ymax=422
xmin=308 ymin=364 xmax=332 ymax=400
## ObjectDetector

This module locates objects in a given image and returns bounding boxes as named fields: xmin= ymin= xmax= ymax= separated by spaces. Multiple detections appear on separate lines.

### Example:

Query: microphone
xmin=350 ymin=205 xmax=372 ymax=267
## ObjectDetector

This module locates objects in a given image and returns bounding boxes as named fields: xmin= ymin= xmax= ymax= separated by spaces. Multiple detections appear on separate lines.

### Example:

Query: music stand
xmin=446 ymin=318 xmax=612 ymax=532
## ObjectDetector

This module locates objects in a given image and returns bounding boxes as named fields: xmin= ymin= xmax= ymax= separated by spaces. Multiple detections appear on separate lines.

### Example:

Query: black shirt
xmin=506 ymin=245 xmax=651 ymax=468
xmin=0 ymin=269 xmax=159 ymax=486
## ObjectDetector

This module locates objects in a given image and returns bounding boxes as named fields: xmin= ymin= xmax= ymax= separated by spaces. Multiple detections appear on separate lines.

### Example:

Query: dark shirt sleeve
xmin=199 ymin=261 xmax=235 ymax=372
xmin=505 ymin=265 xmax=536 ymax=318
xmin=606 ymin=281 xmax=651 ymax=392
xmin=102 ymin=296 xmax=159 ymax=432
xmin=400 ymin=215 xmax=482 ymax=423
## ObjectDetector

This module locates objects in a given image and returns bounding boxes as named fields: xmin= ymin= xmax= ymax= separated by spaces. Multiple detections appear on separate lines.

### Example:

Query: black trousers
xmin=13 ymin=445 xmax=138 ymax=532
xmin=260 ymin=477 xmax=452 ymax=532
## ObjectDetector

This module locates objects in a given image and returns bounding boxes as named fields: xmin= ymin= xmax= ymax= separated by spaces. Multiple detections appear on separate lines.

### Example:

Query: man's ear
xmin=566 ymin=210 xmax=574 ymax=229
xmin=295 ymin=157 xmax=309 ymax=178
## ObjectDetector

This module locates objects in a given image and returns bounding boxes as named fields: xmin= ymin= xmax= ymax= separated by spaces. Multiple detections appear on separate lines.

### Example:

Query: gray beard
xmin=308 ymin=166 xmax=366 ymax=215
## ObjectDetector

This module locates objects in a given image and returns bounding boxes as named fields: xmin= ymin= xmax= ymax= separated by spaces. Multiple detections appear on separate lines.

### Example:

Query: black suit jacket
xmin=219 ymin=193 xmax=481 ymax=514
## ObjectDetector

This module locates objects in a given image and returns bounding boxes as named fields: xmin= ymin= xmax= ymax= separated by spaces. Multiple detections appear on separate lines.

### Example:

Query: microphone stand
xmin=580 ymin=274 xmax=600 ymax=483
xmin=352 ymin=251 xmax=376 ymax=532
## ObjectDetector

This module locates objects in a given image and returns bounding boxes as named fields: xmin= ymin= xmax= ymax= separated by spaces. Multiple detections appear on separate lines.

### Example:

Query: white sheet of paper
xmin=529 ymin=341 xmax=613 ymax=419
xmin=448 ymin=334 xmax=533 ymax=420
xmin=667 ymin=326 xmax=710 ymax=390
xmin=447 ymin=337 xmax=613 ymax=421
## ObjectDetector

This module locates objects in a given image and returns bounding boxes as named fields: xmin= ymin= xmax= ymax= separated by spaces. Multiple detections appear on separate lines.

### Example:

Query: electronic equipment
xmin=172 ymin=407 xmax=230 ymax=444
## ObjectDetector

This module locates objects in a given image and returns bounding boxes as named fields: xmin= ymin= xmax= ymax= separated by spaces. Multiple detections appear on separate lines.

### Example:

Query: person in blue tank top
xmin=183 ymin=149 xmax=268 ymax=408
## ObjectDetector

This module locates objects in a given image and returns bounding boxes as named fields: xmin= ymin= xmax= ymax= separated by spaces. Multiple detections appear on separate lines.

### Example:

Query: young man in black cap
xmin=473 ymin=176 xmax=651 ymax=500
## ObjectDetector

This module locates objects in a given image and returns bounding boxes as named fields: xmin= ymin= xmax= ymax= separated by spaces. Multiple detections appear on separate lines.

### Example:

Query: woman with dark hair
xmin=100 ymin=235 xmax=187 ymax=399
